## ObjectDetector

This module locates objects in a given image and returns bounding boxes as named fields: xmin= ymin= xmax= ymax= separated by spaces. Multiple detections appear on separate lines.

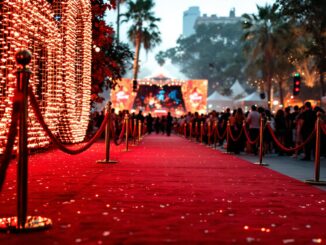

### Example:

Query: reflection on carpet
xmin=0 ymin=134 xmax=325 ymax=244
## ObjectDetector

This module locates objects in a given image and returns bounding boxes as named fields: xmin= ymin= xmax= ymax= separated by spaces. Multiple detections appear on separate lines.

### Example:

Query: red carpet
xmin=0 ymin=134 xmax=326 ymax=244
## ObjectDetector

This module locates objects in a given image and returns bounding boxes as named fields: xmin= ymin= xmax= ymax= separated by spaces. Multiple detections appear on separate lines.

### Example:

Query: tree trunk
xmin=133 ymin=32 xmax=141 ymax=81
xmin=278 ymin=78 xmax=284 ymax=106
xmin=116 ymin=0 xmax=120 ymax=44
xmin=267 ymin=76 xmax=272 ymax=110
xmin=320 ymin=69 xmax=325 ymax=97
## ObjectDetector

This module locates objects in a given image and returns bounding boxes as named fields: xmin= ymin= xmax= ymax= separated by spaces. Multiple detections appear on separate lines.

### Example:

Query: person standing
xmin=298 ymin=101 xmax=316 ymax=160
xmin=246 ymin=105 xmax=260 ymax=155
xmin=146 ymin=113 xmax=153 ymax=134
xmin=166 ymin=112 xmax=173 ymax=136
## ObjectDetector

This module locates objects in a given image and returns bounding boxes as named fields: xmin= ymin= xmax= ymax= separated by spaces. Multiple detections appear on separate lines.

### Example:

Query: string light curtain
xmin=0 ymin=0 xmax=92 ymax=154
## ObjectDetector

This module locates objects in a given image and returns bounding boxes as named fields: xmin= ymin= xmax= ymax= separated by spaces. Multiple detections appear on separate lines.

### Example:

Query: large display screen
xmin=133 ymin=85 xmax=186 ymax=116
xmin=111 ymin=78 xmax=208 ymax=116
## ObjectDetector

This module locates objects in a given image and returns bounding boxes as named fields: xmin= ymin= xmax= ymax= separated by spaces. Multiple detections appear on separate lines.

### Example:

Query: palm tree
xmin=242 ymin=4 xmax=285 ymax=107
xmin=121 ymin=0 xmax=161 ymax=81
xmin=116 ymin=0 xmax=126 ymax=43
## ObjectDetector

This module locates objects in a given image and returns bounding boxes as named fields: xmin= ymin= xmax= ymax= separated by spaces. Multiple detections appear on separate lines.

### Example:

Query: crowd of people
xmin=91 ymin=101 xmax=325 ymax=161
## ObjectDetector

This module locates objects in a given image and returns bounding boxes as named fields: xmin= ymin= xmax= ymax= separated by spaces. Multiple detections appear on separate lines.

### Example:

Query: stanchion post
xmin=97 ymin=102 xmax=117 ymax=164
xmin=138 ymin=120 xmax=141 ymax=143
xmin=0 ymin=50 xmax=52 ymax=232
xmin=124 ymin=114 xmax=130 ymax=152
xmin=207 ymin=122 xmax=211 ymax=146
xmin=214 ymin=121 xmax=218 ymax=148
xmin=226 ymin=121 xmax=230 ymax=153
xmin=195 ymin=122 xmax=198 ymax=142
xmin=189 ymin=122 xmax=192 ymax=141
xmin=254 ymin=116 xmax=268 ymax=166
xmin=133 ymin=119 xmax=137 ymax=145
xmin=306 ymin=112 xmax=326 ymax=185
xmin=200 ymin=121 xmax=203 ymax=144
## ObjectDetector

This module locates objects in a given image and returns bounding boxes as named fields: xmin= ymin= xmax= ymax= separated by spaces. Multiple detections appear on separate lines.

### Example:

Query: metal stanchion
xmin=213 ymin=121 xmax=218 ymax=148
xmin=254 ymin=116 xmax=268 ymax=166
xmin=0 ymin=50 xmax=52 ymax=232
xmin=123 ymin=114 xmax=130 ymax=152
xmin=133 ymin=119 xmax=137 ymax=145
xmin=189 ymin=122 xmax=192 ymax=141
xmin=226 ymin=121 xmax=230 ymax=153
xmin=306 ymin=113 xmax=326 ymax=185
xmin=207 ymin=122 xmax=211 ymax=146
xmin=97 ymin=102 xmax=117 ymax=164
xmin=195 ymin=122 xmax=198 ymax=142
xmin=138 ymin=120 xmax=142 ymax=142
xmin=200 ymin=122 xmax=203 ymax=144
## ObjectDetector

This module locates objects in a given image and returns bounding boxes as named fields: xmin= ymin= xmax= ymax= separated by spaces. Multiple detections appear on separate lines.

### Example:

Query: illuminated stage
xmin=111 ymin=76 xmax=208 ymax=116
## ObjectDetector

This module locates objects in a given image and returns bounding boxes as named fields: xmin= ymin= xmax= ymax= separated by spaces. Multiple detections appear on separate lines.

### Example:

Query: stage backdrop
xmin=111 ymin=79 xmax=207 ymax=116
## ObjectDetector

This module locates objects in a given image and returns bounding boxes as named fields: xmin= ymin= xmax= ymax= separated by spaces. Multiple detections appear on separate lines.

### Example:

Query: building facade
xmin=182 ymin=6 xmax=200 ymax=37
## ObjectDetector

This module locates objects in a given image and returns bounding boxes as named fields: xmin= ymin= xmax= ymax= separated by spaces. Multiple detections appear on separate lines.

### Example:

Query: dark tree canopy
xmin=91 ymin=0 xmax=133 ymax=102
xmin=161 ymin=22 xmax=246 ymax=95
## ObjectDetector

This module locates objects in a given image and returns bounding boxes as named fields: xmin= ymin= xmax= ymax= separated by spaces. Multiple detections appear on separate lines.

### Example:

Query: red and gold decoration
xmin=0 ymin=0 xmax=92 ymax=154
xmin=181 ymin=79 xmax=208 ymax=114
xmin=111 ymin=78 xmax=208 ymax=116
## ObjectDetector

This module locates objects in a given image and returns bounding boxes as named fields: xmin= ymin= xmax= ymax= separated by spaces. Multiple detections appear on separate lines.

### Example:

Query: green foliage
xmin=162 ymin=22 xmax=246 ymax=95
xmin=91 ymin=0 xmax=133 ymax=102
xmin=277 ymin=0 xmax=326 ymax=96
xmin=155 ymin=51 xmax=166 ymax=66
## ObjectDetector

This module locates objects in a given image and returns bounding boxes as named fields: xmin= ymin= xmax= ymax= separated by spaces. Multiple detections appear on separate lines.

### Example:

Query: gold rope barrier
xmin=123 ymin=114 xmax=130 ymax=152
xmin=254 ymin=116 xmax=268 ymax=166
xmin=306 ymin=112 xmax=326 ymax=185
xmin=97 ymin=102 xmax=117 ymax=164
xmin=200 ymin=121 xmax=203 ymax=144
xmin=0 ymin=50 xmax=52 ymax=232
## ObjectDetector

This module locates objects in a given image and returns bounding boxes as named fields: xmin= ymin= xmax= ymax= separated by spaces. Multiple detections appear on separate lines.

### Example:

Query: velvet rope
xmin=206 ymin=124 xmax=212 ymax=137
xmin=215 ymin=125 xmax=227 ymax=140
xmin=113 ymin=120 xmax=126 ymax=146
xmin=133 ymin=121 xmax=137 ymax=138
xmin=129 ymin=120 xmax=133 ymax=137
xmin=227 ymin=125 xmax=244 ymax=143
xmin=321 ymin=123 xmax=326 ymax=135
xmin=142 ymin=124 xmax=147 ymax=135
xmin=242 ymin=124 xmax=259 ymax=145
xmin=0 ymin=91 xmax=21 ymax=191
xmin=29 ymin=87 xmax=109 ymax=155
xmin=266 ymin=124 xmax=316 ymax=153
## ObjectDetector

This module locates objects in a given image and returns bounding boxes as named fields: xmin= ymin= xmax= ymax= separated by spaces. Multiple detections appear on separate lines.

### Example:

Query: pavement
xmin=214 ymin=145 xmax=326 ymax=191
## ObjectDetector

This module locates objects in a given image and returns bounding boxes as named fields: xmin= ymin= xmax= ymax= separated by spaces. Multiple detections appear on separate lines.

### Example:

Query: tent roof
xmin=240 ymin=92 xmax=266 ymax=101
xmin=141 ymin=61 xmax=188 ymax=80
xmin=207 ymin=91 xmax=233 ymax=102
xmin=230 ymin=81 xmax=247 ymax=97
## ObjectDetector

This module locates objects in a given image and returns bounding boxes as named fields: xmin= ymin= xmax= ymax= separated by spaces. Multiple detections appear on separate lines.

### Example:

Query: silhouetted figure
xmin=166 ymin=112 xmax=173 ymax=136
xmin=146 ymin=113 xmax=153 ymax=134
xmin=161 ymin=116 xmax=166 ymax=134
xmin=154 ymin=117 xmax=160 ymax=134
xmin=298 ymin=101 xmax=316 ymax=160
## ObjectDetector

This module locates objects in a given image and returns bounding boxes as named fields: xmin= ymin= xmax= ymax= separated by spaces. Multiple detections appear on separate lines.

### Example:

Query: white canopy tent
xmin=230 ymin=80 xmax=248 ymax=99
xmin=207 ymin=91 xmax=234 ymax=112
xmin=234 ymin=92 xmax=268 ymax=109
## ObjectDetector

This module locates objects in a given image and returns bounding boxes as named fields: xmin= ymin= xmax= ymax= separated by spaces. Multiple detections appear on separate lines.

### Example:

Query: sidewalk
xmin=215 ymin=145 xmax=326 ymax=191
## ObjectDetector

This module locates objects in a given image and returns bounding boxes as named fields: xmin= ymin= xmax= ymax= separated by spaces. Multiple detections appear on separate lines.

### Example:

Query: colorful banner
xmin=111 ymin=78 xmax=208 ymax=116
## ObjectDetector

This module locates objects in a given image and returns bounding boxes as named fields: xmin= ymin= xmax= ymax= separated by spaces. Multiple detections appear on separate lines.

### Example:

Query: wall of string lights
xmin=0 ymin=0 xmax=92 ymax=154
